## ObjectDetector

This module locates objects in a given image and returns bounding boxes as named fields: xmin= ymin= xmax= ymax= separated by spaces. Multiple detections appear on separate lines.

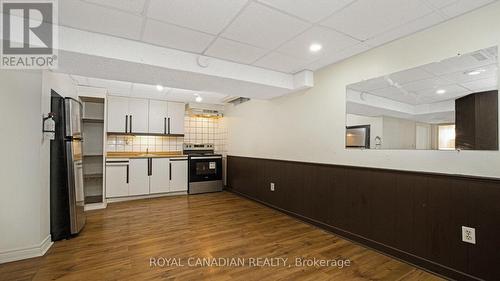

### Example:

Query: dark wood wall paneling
xmin=227 ymin=156 xmax=500 ymax=281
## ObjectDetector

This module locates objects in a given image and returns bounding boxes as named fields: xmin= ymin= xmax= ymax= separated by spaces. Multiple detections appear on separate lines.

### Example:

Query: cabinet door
xmin=169 ymin=159 xmax=188 ymax=192
xmin=150 ymin=158 xmax=170 ymax=194
xmin=105 ymin=164 xmax=129 ymax=198
xmin=107 ymin=96 xmax=129 ymax=133
xmin=167 ymin=102 xmax=185 ymax=135
xmin=149 ymin=100 xmax=168 ymax=134
xmin=129 ymin=158 xmax=150 ymax=196
xmin=128 ymin=98 xmax=149 ymax=134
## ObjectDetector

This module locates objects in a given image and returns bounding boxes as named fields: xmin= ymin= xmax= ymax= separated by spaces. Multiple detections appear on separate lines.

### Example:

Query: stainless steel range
xmin=183 ymin=144 xmax=223 ymax=194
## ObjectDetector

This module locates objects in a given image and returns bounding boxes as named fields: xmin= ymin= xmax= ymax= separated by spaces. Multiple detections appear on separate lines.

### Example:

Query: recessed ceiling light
xmin=156 ymin=85 xmax=164 ymax=91
xmin=195 ymin=95 xmax=203 ymax=103
xmin=436 ymin=89 xmax=446 ymax=94
xmin=309 ymin=43 xmax=322 ymax=53
xmin=465 ymin=69 xmax=485 ymax=76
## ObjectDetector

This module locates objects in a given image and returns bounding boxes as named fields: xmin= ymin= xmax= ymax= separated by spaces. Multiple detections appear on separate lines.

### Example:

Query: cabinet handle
xmin=126 ymin=165 xmax=129 ymax=183
xmin=125 ymin=115 xmax=128 ymax=133
xmin=168 ymin=117 xmax=171 ymax=134
xmin=150 ymin=158 xmax=153 ymax=176
xmin=129 ymin=115 xmax=133 ymax=133
xmin=164 ymin=117 xmax=167 ymax=135
xmin=169 ymin=162 xmax=172 ymax=181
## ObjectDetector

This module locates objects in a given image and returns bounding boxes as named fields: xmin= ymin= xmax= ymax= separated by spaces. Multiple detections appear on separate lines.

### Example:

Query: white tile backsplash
xmin=107 ymin=116 xmax=226 ymax=154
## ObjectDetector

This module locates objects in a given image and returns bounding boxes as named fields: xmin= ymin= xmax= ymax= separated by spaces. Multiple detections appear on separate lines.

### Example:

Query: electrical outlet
xmin=462 ymin=226 xmax=476 ymax=244
xmin=270 ymin=183 xmax=275 ymax=192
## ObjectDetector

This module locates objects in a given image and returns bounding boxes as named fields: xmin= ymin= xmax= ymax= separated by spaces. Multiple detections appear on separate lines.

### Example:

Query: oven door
xmin=189 ymin=156 xmax=222 ymax=182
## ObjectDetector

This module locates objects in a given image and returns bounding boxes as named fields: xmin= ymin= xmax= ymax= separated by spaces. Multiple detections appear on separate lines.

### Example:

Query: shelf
xmin=83 ymin=154 xmax=103 ymax=157
xmin=107 ymin=132 xmax=185 ymax=137
xmin=85 ymin=195 xmax=103 ymax=204
xmin=84 ymin=173 xmax=103 ymax=179
xmin=82 ymin=118 xmax=104 ymax=123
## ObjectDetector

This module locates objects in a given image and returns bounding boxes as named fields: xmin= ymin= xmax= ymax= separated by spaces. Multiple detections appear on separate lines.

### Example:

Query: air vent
xmin=226 ymin=97 xmax=250 ymax=106
xmin=471 ymin=52 xmax=488 ymax=61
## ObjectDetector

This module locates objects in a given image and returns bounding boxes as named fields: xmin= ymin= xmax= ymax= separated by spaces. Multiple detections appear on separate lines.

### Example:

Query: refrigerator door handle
xmin=129 ymin=115 xmax=133 ymax=133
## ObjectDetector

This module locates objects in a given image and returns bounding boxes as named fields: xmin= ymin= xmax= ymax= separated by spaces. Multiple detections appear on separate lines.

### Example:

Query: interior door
xmin=416 ymin=124 xmax=431 ymax=150
xmin=167 ymin=102 xmax=185 ymax=135
xmin=149 ymin=100 xmax=168 ymax=134
xmin=129 ymin=158 xmax=150 ymax=196
xmin=128 ymin=98 xmax=149 ymax=134
xmin=107 ymin=96 xmax=129 ymax=133
xmin=150 ymin=158 xmax=170 ymax=194
xmin=170 ymin=159 xmax=188 ymax=192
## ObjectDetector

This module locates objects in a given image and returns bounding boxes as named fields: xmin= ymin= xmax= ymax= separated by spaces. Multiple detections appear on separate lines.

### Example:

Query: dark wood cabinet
xmin=455 ymin=90 xmax=498 ymax=150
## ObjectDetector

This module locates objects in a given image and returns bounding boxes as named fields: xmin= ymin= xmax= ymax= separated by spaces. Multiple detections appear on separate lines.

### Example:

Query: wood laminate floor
xmin=0 ymin=192 xmax=443 ymax=281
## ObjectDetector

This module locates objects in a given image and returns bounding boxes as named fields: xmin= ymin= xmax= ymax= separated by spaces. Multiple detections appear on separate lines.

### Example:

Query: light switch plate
xmin=270 ymin=183 xmax=275 ymax=192
xmin=462 ymin=226 xmax=476 ymax=244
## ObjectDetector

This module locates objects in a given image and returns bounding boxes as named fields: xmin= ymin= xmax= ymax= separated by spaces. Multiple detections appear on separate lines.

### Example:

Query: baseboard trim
xmin=229 ymin=189 xmax=481 ymax=281
xmin=84 ymin=202 xmax=107 ymax=211
xmin=106 ymin=191 xmax=187 ymax=203
xmin=0 ymin=235 xmax=53 ymax=264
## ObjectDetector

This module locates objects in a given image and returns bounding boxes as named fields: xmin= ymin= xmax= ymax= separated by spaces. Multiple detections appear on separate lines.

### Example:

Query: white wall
xmin=225 ymin=2 xmax=500 ymax=178
xmin=382 ymin=116 xmax=416 ymax=150
xmin=0 ymin=70 xmax=76 ymax=263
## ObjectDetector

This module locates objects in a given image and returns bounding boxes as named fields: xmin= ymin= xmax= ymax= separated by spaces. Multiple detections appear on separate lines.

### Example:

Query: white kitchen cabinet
xmin=148 ymin=100 xmax=168 ymax=134
xmin=107 ymin=96 xmax=129 ymax=133
xmin=128 ymin=158 xmax=150 ymax=196
xmin=107 ymin=97 xmax=149 ymax=134
xmin=105 ymin=162 xmax=129 ymax=198
xmin=169 ymin=159 xmax=188 ymax=192
xmin=149 ymin=158 xmax=170 ymax=194
xmin=167 ymin=102 xmax=185 ymax=135
xmin=128 ymin=98 xmax=149 ymax=134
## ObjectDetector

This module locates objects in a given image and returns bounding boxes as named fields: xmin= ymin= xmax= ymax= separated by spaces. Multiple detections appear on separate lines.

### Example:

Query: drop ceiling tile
xmin=254 ymin=52 xmax=309 ymax=73
xmin=131 ymin=83 xmax=168 ymax=99
xmin=415 ymin=84 xmax=470 ymax=100
xmin=257 ymin=0 xmax=355 ymax=22
xmin=365 ymin=12 xmax=445 ymax=48
xmin=388 ymin=67 xmax=434 ymax=85
xmin=87 ymin=78 xmax=133 ymax=96
xmin=147 ymin=0 xmax=247 ymax=35
xmin=222 ymin=2 xmax=311 ymax=49
xmin=424 ymin=0 xmax=459 ymax=9
xmin=400 ymin=77 xmax=454 ymax=92
xmin=423 ymin=51 xmax=496 ymax=76
xmin=348 ymin=76 xmax=392 ymax=92
xmin=84 ymin=0 xmax=147 ymax=14
xmin=441 ymin=64 xmax=498 ymax=84
xmin=460 ymin=77 xmax=498 ymax=92
xmin=440 ymin=0 xmax=495 ymax=18
xmin=205 ymin=38 xmax=268 ymax=64
xmin=320 ymin=0 xmax=433 ymax=40
xmin=370 ymin=86 xmax=419 ymax=104
xmin=306 ymin=42 xmax=372 ymax=71
xmin=277 ymin=26 xmax=360 ymax=61
xmin=142 ymin=19 xmax=215 ymax=53
xmin=60 ymin=0 xmax=144 ymax=40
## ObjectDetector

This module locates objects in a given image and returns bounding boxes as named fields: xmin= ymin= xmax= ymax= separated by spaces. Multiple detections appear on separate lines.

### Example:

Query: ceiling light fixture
xmin=195 ymin=95 xmax=203 ymax=103
xmin=309 ymin=43 xmax=322 ymax=53
xmin=465 ymin=69 xmax=485 ymax=76
xmin=156 ymin=85 xmax=164 ymax=91
xmin=436 ymin=89 xmax=446 ymax=94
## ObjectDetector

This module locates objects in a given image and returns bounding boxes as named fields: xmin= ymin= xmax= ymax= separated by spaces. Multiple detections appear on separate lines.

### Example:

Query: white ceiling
xmin=70 ymin=75 xmax=229 ymax=104
xmin=348 ymin=46 xmax=498 ymax=105
xmin=59 ymin=0 xmax=498 ymax=74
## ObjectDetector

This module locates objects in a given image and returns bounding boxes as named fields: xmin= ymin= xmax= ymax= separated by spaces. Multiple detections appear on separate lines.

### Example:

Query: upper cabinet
xmin=167 ymin=102 xmax=185 ymax=135
xmin=107 ymin=96 xmax=149 ymax=134
xmin=148 ymin=100 xmax=185 ymax=135
xmin=108 ymin=96 xmax=185 ymax=135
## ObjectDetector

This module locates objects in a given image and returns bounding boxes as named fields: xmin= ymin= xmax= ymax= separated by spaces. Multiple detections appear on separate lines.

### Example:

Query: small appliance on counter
xmin=183 ymin=143 xmax=223 ymax=194
xmin=50 ymin=90 xmax=86 ymax=241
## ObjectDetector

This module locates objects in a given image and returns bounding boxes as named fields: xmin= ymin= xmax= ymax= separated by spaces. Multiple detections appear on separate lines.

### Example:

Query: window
xmin=438 ymin=124 xmax=456 ymax=150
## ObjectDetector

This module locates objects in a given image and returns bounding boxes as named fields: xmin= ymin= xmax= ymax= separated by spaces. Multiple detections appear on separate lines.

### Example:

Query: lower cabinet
xmin=105 ymin=161 xmax=129 ymax=198
xmin=129 ymin=158 xmax=150 ymax=196
xmin=170 ymin=159 xmax=188 ymax=192
xmin=106 ymin=157 xmax=188 ymax=198
xmin=150 ymin=158 xmax=170 ymax=194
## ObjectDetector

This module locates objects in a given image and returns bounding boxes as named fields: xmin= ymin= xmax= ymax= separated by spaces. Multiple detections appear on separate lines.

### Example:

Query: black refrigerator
xmin=50 ymin=90 xmax=86 ymax=241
